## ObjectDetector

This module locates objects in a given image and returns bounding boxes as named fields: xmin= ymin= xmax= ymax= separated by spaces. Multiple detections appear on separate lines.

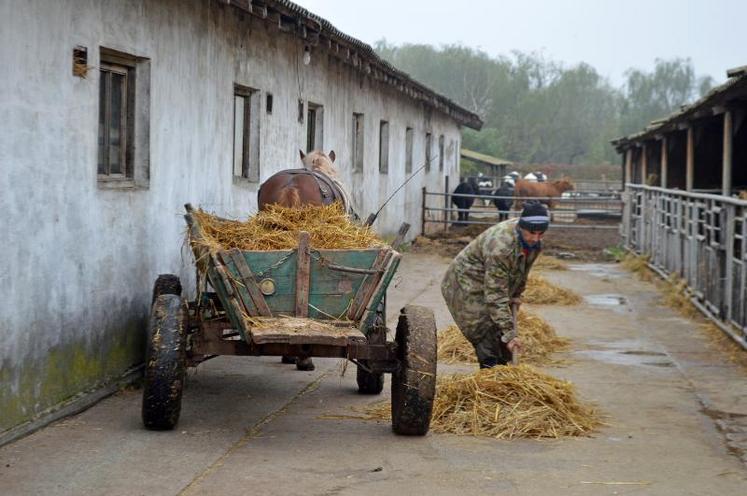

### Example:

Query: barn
xmin=0 ymin=0 xmax=482 ymax=442
xmin=613 ymin=66 xmax=747 ymax=349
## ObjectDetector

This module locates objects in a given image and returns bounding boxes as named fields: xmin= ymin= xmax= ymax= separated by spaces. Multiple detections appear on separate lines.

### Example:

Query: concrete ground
xmin=1 ymin=253 xmax=746 ymax=495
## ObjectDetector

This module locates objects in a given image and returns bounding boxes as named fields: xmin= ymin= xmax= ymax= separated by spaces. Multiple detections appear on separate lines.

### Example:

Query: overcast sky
xmin=298 ymin=0 xmax=745 ymax=87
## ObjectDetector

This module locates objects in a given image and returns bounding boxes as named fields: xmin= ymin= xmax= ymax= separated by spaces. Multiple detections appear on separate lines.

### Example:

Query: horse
xmin=513 ymin=178 xmax=574 ymax=211
xmin=257 ymin=149 xmax=354 ymax=371
xmin=451 ymin=177 xmax=479 ymax=226
xmin=258 ymin=149 xmax=354 ymax=216
xmin=491 ymin=180 xmax=515 ymax=221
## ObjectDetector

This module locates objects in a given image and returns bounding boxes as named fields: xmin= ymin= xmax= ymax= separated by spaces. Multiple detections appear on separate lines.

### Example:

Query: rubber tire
xmin=357 ymin=311 xmax=386 ymax=394
xmin=142 ymin=294 xmax=187 ymax=430
xmin=391 ymin=305 xmax=437 ymax=436
xmin=152 ymin=274 xmax=182 ymax=304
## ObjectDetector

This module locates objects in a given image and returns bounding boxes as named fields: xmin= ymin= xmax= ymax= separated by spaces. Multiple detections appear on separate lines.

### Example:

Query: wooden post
xmin=420 ymin=186 xmax=427 ymax=235
xmin=641 ymin=142 xmax=648 ymax=184
xmin=686 ymin=126 xmax=695 ymax=191
xmin=295 ymin=231 xmax=311 ymax=317
xmin=723 ymin=110 xmax=733 ymax=196
xmin=443 ymin=175 xmax=450 ymax=232
xmin=624 ymin=148 xmax=633 ymax=190
xmin=660 ymin=136 xmax=668 ymax=188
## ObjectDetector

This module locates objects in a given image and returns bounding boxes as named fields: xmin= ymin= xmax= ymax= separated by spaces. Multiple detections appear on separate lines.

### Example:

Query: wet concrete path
xmin=1 ymin=254 xmax=746 ymax=495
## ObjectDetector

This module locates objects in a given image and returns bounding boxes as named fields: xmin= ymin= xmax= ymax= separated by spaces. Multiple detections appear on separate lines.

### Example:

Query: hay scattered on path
xmin=190 ymin=203 xmax=383 ymax=252
xmin=524 ymin=274 xmax=581 ymax=305
xmin=360 ymin=366 xmax=600 ymax=439
xmin=621 ymin=253 xmax=654 ymax=282
xmin=533 ymin=255 xmax=568 ymax=271
xmin=437 ymin=310 xmax=571 ymax=366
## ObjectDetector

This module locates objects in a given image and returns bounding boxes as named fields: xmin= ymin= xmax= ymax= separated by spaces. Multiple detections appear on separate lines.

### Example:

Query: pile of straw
xmin=190 ymin=203 xmax=383 ymax=252
xmin=523 ymin=274 xmax=581 ymax=305
xmin=437 ymin=310 xmax=570 ymax=366
xmin=621 ymin=253 xmax=654 ymax=282
xmin=361 ymin=366 xmax=600 ymax=439
xmin=533 ymin=255 xmax=568 ymax=271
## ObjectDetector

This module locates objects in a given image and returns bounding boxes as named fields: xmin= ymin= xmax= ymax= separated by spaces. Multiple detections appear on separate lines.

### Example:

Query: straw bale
xmin=523 ymin=274 xmax=581 ymax=305
xmin=437 ymin=310 xmax=570 ymax=366
xmin=189 ymin=203 xmax=384 ymax=253
xmin=360 ymin=366 xmax=600 ymax=439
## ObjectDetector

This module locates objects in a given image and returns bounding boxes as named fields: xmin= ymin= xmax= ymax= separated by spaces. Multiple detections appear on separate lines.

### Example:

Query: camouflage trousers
xmin=440 ymin=269 xmax=512 ymax=365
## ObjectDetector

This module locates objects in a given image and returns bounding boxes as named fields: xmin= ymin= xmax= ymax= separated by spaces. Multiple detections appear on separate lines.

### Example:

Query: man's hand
xmin=507 ymin=337 xmax=523 ymax=355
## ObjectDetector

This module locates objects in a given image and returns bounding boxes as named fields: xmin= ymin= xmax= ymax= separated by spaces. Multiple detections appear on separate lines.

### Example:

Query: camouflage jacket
xmin=443 ymin=219 xmax=541 ymax=330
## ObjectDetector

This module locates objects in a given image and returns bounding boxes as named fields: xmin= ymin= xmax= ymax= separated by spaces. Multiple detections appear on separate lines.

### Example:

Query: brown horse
xmin=257 ymin=149 xmax=348 ymax=211
xmin=513 ymin=178 xmax=574 ymax=210
xmin=257 ymin=149 xmax=351 ymax=372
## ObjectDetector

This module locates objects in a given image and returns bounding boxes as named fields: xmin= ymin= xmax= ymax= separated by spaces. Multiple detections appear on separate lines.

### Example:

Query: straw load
xmin=523 ymin=274 xmax=581 ymax=305
xmin=437 ymin=310 xmax=571 ymax=366
xmin=361 ymin=366 xmax=600 ymax=439
xmin=189 ymin=203 xmax=384 ymax=252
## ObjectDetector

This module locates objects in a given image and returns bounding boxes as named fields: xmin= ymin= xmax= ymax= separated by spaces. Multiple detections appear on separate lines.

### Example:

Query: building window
xmin=266 ymin=93 xmax=273 ymax=114
xmin=405 ymin=127 xmax=414 ymax=174
xmin=233 ymin=84 xmax=260 ymax=182
xmin=352 ymin=113 xmax=364 ymax=173
xmin=425 ymin=132 xmax=432 ymax=172
xmin=97 ymin=48 xmax=150 ymax=188
xmin=439 ymin=135 xmax=445 ymax=171
xmin=378 ymin=121 xmax=389 ymax=174
xmin=306 ymin=103 xmax=324 ymax=152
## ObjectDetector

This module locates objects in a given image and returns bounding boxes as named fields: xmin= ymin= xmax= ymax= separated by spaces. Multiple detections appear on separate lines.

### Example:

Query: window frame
xmin=378 ymin=120 xmax=389 ymax=174
xmin=97 ymin=48 xmax=149 ymax=190
xmin=233 ymin=84 xmax=261 ymax=184
xmin=352 ymin=112 xmax=364 ymax=173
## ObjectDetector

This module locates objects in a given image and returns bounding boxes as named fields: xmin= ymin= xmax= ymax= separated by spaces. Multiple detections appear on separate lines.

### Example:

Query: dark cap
xmin=518 ymin=201 xmax=549 ymax=232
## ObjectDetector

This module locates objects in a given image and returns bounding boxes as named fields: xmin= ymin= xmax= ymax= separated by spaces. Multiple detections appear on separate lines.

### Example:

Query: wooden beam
xmin=686 ymin=126 xmax=695 ymax=191
xmin=226 ymin=249 xmax=273 ymax=317
xmin=723 ymin=110 xmax=733 ymax=195
xmin=641 ymin=142 xmax=648 ymax=183
xmin=624 ymin=149 xmax=632 ymax=189
xmin=295 ymin=231 xmax=311 ymax=317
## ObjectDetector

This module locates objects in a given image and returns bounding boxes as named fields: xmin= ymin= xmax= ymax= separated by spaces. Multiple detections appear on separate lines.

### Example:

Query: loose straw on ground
xmin=360 ymin=366 xmax=600 ymax=439
xmin=190 ymin=203 xmax=383 ymax=252
xmin=524 ymin=274 xmax=581 ymax=305
xmin=438 ymin=311 xmax=570 ymax=366
xmin=533 ymin=255 xmax=568 ymax=271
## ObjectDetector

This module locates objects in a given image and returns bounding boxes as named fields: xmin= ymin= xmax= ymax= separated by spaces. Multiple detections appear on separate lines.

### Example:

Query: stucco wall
xmin=0 ymin=0 xmax=462 ymax=434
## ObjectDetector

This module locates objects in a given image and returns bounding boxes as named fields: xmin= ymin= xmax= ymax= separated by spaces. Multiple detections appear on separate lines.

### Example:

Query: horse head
xmin=300 ymin=149 xmax=337 ymax=177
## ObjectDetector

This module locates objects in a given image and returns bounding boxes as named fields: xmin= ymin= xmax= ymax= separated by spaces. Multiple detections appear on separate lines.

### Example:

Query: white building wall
xmin=0 ymin=0 xmax=463 ymax=435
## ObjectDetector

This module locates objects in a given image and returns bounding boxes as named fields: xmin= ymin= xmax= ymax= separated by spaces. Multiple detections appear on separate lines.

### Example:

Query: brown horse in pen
xmin=513 ymin=178 xmax=575 ymax=211
xmin=257 ymin=149 xmax=354 ymax=371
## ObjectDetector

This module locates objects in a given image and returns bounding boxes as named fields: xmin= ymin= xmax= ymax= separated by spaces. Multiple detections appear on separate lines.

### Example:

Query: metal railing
xmin=624 ymin=184 xmax=747 ymax=349
xmin=421 ymin=187 xmax=623 ymax=232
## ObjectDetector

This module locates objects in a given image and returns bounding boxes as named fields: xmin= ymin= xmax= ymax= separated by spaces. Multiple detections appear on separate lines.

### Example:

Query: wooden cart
xmin=141 ymin=204 xmax=437 ymax=435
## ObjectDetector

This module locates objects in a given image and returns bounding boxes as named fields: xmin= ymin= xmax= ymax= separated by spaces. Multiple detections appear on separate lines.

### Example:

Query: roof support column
xmin=641 ymin=143 xmax=648 ymax=184
xmin=722 ymin=110 xmax=733 ymax=196
xmin=660 ymin=136 xmax=668 ymax=188
xmin=686 ymin=126 xmax=694 ymax=191
xmin=624 ymin=148 xmax=632 ymax=190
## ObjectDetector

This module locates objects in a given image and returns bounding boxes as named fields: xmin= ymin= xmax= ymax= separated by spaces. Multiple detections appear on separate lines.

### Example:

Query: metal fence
xmin=421 ymin=187 xmax=623 ymax=232
xmin=624 ymin=184 xmax=747 ymax=348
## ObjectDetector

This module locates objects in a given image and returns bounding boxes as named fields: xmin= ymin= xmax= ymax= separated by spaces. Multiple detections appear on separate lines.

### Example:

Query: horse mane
xmin=302 ymin=150 xmax=337 ymax=178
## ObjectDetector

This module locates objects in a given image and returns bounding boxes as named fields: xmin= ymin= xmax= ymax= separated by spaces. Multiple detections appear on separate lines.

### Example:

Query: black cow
xmin=492 ymin=181 xmax=515 ymax=221
xmin=451 ymin=178 xmax=478 ymax=225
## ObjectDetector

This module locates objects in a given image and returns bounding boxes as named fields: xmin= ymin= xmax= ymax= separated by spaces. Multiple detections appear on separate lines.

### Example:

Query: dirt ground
xmin=415 ymin=220 xmax=621 ymax=262
xmin=1 ymin=253 xmax=746 ymax=496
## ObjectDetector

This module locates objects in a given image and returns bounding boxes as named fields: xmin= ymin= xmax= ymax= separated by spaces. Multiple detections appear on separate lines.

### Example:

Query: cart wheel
xmin=357 ymin=310 xmax=385 ymax=394
xmin=142 ymin=293 xmax=187 ymax=430
xmin=391 ymin=305 xmax=437 ymax=436
xmin=151 ymin=274 xmax=182 ymax=304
